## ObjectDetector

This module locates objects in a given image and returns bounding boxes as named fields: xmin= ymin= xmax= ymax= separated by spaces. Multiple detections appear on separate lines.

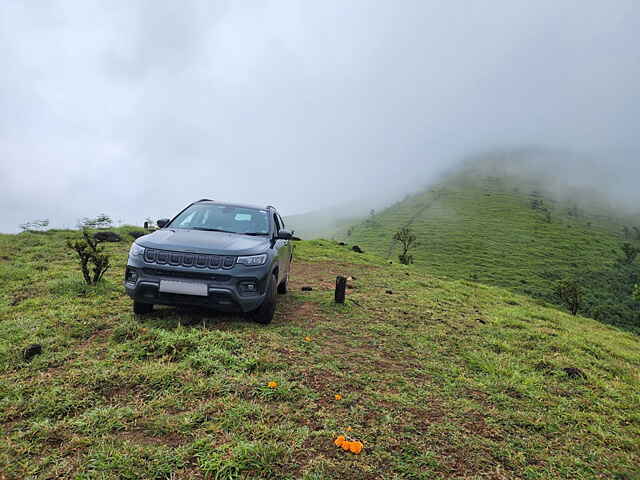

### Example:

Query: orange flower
xmin=349 ymin=441 xmax=364 ymax=454
xmin=334 ymin=394 xmax=342 ymax=401
xmin=267 ymin=381 xmax=278 ymax=388
xmin=341 ymin=441 xmax=351 ymax=451
xmin=304 ymin=336 xmax=312 ymax=342
xmin=334 ymin=435 xmax=345 ymax=447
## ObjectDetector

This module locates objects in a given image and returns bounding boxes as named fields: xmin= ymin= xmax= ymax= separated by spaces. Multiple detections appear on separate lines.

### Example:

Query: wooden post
xmin=335 ymin=276 xmax=347 ymax=304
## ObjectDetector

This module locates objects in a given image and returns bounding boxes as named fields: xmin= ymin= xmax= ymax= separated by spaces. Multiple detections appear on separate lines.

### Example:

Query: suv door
xmin=272 ymin=211 xmax=291 ymax=284
xmin=277 ymin=212 xmax=292 ymax=273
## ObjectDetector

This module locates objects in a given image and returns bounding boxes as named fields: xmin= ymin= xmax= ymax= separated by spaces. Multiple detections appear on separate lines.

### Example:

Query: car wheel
xmin=133 ymin=301 xmax=153 ymax=315
xmin=277 ymin=272 xmax=288 ymax=294
xmin=250 ymin=273 xmax=277 ymax=324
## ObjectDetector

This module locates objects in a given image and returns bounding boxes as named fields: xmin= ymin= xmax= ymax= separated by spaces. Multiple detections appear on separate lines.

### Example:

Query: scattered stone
xmin=301 ymin=286 xmax=313 ymax=292
xmin=128 ymin=230 xmax=147 ymax=239
xmin=93 ymin=231 xmax=122 ymax=243
xmin=351 ymin=245 xmax=364 ymax=253
xmin=477 ymin=318 xmax=487 ymax=324
xmin=338 ymin=242 xmax=346 ymax=246
xmin=563 ymin=367 xmax=587 ymax=379
xmin=23 ymin=344 xmax=42 ymax=361
xmin=347 ymin=284 xmax=354 ymax=289
xmin=385 ymin=290 xmax=393 ymax=294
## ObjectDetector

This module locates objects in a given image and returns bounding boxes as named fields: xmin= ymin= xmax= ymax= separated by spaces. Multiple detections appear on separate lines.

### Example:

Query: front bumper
xmin=123 ymin=259 xmax=270 ymax=313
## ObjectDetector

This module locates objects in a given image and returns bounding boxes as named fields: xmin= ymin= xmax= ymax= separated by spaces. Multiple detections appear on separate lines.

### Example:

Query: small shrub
xmin=554 ymin=279 xmax=583 ymax=316
xmin=620 ymin=243 xmax=640 ymax=264
xmin=66 ymin=230 xmax=110 ymax=285
xmin=19 ymin=219 xmax=49 ymax=232
xmin=77 ymin=213 xmax=113 ymax=229
xmin=394 ymin=227 xmax=417 ymax=265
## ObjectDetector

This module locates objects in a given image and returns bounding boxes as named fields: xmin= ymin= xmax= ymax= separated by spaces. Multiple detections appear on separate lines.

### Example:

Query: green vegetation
xmin=393 ymin=227 xmax=417 ymax=265
xmin=66 ymin=230 xmax=111 ymax=285
xmin=347 ymin=171 xmax=640 ymax=331
xmin=1 ymin=230 xmax=639 ymax=478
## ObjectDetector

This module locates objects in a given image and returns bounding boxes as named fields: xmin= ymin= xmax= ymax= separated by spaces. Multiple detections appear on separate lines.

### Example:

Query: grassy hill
xmin=1 ymin=229 xmax=639 ymax=478
xmin=346 ymin=159 xmax=640 ymax=331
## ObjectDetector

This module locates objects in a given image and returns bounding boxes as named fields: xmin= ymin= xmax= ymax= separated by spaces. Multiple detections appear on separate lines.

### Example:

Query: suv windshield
xmin=169 ymin=204 xmax=270 ymax=235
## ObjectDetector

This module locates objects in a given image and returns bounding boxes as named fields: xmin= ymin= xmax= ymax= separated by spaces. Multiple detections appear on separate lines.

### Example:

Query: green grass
xmin=346 ymin=173 xmax=640 ymax=330
xmin=0 ymin=229 xmax=639 ymax=478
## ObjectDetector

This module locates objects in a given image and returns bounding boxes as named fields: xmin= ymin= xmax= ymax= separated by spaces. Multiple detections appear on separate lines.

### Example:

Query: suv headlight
xmin=129 ymin=243 xmax=145 ymax=257
xmin=236 ymin=253 xmax=267 ymax=266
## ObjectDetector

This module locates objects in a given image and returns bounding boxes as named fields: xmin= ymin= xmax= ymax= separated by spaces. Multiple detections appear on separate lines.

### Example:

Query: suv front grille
xmin=142 ymin=268 xmax=231 ymax=282
xmin=144 ymin=248 xmax=236 ymax=270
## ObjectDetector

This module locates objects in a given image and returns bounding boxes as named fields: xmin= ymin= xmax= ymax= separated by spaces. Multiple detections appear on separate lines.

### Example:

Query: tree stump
xmin=335 ymin=276 xmax=347 ymax=304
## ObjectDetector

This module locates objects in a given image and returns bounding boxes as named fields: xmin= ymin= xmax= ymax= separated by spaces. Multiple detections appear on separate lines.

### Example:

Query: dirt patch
xmin=290 ymin=261 xmax=377 ymax=292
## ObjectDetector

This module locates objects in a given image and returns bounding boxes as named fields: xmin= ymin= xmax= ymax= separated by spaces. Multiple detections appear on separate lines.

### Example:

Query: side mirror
xmin=157 ymin=218 xmax=170 ymax=228
xmin=277 ymin=229 xmax=293 ymax=240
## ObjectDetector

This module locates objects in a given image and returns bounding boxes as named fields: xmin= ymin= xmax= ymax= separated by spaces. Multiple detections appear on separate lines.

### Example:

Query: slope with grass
xmin=1 ymin=230 xmax=639 ymax=479
xmin=347 ymin=168 xmax=640 ymax=330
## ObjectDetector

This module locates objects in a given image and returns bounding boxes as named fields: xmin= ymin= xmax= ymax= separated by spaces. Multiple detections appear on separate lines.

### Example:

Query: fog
xmin=1 ymin=1 xmax=639 ymax=232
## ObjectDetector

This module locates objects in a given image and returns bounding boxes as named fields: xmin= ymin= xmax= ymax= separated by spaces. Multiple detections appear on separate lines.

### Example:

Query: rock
xmin=128 ymin=230 xmax=146 ymax=239
xmin=563 ymin=367 xmax=587 ymax=379
xmin=351 ymin=245 xmax=364 ymax=253
xmin=477 ymin=318 xmax=487 ymax=324
xmin=301 ymin=286 xmax=313 ymax=291
xmin=23 ymin=344 xmax=42 ymax=361
xmin=93 ymin=231 xmax=122 ymax=242
xmin=385 ymin=290 xmax=393 ymax=294
xmin=338 ymin=242 xmax=346 ymax=246
xmin=347 ymin=284 xmax=354 ymax=289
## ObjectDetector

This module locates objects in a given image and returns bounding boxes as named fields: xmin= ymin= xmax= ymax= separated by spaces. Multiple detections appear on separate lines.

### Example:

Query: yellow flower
xmin=346 ymin=426 xmax=352 ymax=432
xmin=267 ymin=381 xmax=278 ymax=388
xmin=334 ymin=394 xmax=342 ymax=401
xmin=304 ymin=336 xmax=312 ymax=342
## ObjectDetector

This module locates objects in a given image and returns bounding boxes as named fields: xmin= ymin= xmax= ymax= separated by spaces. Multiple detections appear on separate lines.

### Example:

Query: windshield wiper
xmin=191 ymin=227 xmax=234 ymax=233
xmin=242 ymin=232 xmax=268 ymax=236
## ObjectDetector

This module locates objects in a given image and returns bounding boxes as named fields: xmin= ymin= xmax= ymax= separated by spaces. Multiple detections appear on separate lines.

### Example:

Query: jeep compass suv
xmin=124 ymin=199 xmax=293 ymax=324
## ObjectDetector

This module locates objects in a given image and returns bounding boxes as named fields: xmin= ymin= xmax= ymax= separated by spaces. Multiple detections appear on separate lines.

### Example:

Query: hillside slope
xmin=347 ymin=164 xmax=640 ymax=330
xmin=1 ymin=231 xmax=639 ymax=478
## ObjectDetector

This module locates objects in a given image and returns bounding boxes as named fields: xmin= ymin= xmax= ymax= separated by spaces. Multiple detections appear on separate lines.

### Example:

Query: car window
xmin=273 ymin=213 xmax=281 ymax=232
xmin=277 ymin=213 xmax=286 ymax=230
xmin=171 ymin=204 xmax=269 ymax=235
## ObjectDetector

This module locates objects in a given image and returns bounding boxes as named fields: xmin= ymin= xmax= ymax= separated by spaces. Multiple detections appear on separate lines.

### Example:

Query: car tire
xmin=250 ymin=273 xmax=277 ymax=325
xmin=133 ymin=301 xmax=153 ymax=315
xmin=277 ymin=272 xmax=288 ymax=294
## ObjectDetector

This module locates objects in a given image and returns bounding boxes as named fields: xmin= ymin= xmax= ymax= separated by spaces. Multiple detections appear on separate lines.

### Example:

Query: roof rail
xmin=195 ymin=198 xmax=213 ymax=203
xmin=265 ymin=205 xmax=276 ymax=210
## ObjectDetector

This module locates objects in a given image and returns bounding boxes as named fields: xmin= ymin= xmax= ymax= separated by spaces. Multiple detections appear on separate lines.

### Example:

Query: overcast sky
xmin=1 ymin=1 xmax=639 ymax=232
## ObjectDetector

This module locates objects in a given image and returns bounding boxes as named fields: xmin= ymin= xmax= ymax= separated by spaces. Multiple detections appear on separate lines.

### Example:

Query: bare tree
xmin=393 ymin=227 xmax=417 ymax=265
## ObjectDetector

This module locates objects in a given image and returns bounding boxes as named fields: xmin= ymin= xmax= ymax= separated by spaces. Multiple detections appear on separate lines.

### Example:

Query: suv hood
xmin=136 ymin=229 xmax=270 ymax=256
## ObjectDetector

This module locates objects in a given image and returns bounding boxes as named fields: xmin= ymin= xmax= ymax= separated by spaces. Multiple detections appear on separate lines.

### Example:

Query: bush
xmin=19 ymin=219 xmax=49 ymax=232
xmin=394 ymin=227 xmax=417 ymax=265
xmin=66 ymin=230 xmax=110 ymax=285
xmin=554 ymin=279 xmax=582 ymax=316
xmin=620 ymin=243 xmax=640 ymax=265
xmin=77 ymin=214 xmax=113 ymax=229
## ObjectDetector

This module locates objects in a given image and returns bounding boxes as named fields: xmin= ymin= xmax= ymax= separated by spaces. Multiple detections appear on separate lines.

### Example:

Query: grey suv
xmin=124 ymin=199 xmax=293 ymax=324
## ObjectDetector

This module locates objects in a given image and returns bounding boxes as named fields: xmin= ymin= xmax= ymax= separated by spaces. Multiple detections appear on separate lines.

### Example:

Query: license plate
xmin=159 ymin=280 xmax=208 ymax=296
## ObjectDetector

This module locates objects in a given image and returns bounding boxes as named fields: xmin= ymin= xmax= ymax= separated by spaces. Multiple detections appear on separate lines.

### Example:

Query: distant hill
xmin=346 ymin=150 xmax=640 ymax=330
